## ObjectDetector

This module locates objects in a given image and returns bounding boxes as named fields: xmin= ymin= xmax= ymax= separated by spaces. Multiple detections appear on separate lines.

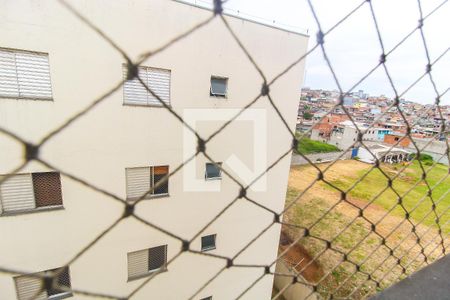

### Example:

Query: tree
xmin=303 ymin=112 xmax=313 ymax=120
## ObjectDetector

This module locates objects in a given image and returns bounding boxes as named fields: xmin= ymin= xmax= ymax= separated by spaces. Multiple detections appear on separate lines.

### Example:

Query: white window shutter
xmin=123 ymin=66 xmax=149 ymax=105
xmin=14 ymin=275 xmax=47 ymax=300
xmin=0 ymin=174 xmax=36 ymax=213
xmin=0 ymin=50 xmax=19 ymax=97
xmin=15 ymin=52 xmax=52 ymax=99
xmin=147 ymin=68 xmax=170 ymax=106
xmin=127 ymin=249 xmax=149 ymax=279
xmin=126 ymin=167 xmax=150 ymax=200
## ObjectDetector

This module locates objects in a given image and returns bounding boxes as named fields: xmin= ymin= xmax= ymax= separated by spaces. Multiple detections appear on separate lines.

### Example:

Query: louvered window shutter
xmin=126 ymin=167 xmax=151 ymax=200
xmin=0 ymin=50 xmax=19 ymax=97
xmin=123 ymin=66 xmax=148 ymax=105
xmin=15 ymin=51 xmax=52 ymax=99
xmin=14 ymin=274 xmax=47 ymax=300
xmin=127 ymin=249 xmax=149 ymax=279
xmin=0 ymin=174 xmax=35 ymax=213
xmin=147 ymin=68 xmax=170 ymax=106
xmin=123 ymin=65 xmax=170 ymax=106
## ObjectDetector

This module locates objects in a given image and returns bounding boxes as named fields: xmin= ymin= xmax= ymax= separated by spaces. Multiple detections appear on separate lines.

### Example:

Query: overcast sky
xmin=188 ymin=0 xmax=449 ymax=104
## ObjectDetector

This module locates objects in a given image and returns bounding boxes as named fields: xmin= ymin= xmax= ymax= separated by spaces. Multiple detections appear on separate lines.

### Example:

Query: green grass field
xmin=325 ymin=161 xmax=450 ymax=232
xmin=296 ymin=137 xmax=340 ymax=155
xmin=282 ymin=160 xmax=450 ymax=299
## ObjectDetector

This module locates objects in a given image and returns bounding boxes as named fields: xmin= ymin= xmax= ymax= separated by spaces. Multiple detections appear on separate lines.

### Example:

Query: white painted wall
xmin=330 ymin=126 xmax=358 ymax=150
xmin=0 ymin=0 xmax=308 ymax=299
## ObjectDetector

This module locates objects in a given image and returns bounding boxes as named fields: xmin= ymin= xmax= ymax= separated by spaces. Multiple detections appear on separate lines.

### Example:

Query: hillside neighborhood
xmin=297 ymin=88 xmax=449 ymax=165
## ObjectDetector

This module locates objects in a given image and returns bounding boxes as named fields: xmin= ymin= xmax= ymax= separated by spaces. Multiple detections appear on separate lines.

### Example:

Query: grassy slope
xmin=283 ymin=160 xmax=449 ymax=299
xmin=326 ymin=161 xmax=450 ymax=231
xmin=297 ymin=137 xmax=340 ymax=155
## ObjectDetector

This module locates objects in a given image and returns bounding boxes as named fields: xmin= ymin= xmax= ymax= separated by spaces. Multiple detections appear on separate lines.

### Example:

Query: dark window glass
xmin=201 ymin=234 xmax=216 ymax=251
xmin=205 ymin=163 xmax=222 ymax=179
xmin=210 ymin=77 xmax=227 ymax=97
xmin=47 ymin=267 xmax=71 ymax=297
xmin=152 ymin=166 xmax=169 ymax=195
xmin=32 ymin=172 xmax=63 ymax=207
xmin=148 ymin=245 xmax=167 ymax=271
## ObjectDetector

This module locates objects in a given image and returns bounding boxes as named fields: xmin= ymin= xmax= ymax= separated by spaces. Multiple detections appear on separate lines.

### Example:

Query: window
xmin=125 ymin=166 xmax=169 ymax=200
xmin=0 ymin=48 xmax=52 ymax=100
xmin=15 ymin=267 xmax=72 ymax=300
xmin=394 ymin=137 xmax=400 ymax=141
xmin=210 ymin=77 xmax=227 ymax=97
xmin=201 ymin=234 xmax=216 ymax=251
xmin=0 ymin=172 xmax=63 ymax=214
xmin=127 ymin=245 xmax=167 ymax=280
xmin=123 ymin=65 xmax=170 ymax=106
xmin=205 ymin=163 xmax=222 ymax=180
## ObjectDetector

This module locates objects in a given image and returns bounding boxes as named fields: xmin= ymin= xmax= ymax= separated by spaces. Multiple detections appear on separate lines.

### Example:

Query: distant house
xmin=343 ymin=96 xmax=355 ymax=106
xmin=356 ymin=144 xmax=411 ymax=164
xmin=384 ymin=133 xmax=411 ymax=147
xmin=328 ymin=120 xmax=392 ymax=150
xmin=310 ymin=114 xmax=349 ymax=142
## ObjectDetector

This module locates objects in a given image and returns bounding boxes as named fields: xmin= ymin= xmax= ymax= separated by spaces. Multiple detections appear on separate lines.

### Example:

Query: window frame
xmin=32 ymin=172 xmax=63 ymax=208
xmin=125 ymin=165 xmax=170 ymax=201
xmin=210 ymin=76 xmax=228 ymax=98
xmin=201 ymin=234 xmax=217 ymax=252
xmin=127 ymin=245 xmax=168 ymax=281
xmin=205 ymin=162 xmax=222 ymax=181
xmin=150 ymin=166 xmax=169 ymax=197
xmin=46 ymin=267 xmax=72 ymax=300
xmin=122 ymin=64 xmax=171 ymax=107
xmin=0 ymin=47 xmax=53 ymax=101
xmin=0 ymin=171 xmax=64 ymax=216
xmin=14 ymin=266 xmax=72 ymax=300
xmin=148 ymin=245 xmax=168 ymax=273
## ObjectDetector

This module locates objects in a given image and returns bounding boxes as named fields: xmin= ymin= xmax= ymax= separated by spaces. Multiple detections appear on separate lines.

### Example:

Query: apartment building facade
xmin=0 ymin=0 xmax=308 ymax=299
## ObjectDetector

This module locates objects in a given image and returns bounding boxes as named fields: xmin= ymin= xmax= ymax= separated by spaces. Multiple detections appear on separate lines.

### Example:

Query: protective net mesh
xmin=0 ymin=0 xmax=449 ymax=299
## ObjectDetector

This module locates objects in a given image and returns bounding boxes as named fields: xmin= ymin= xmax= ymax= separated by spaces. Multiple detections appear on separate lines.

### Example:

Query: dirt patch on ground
xmin=278 ymin=231 xmax=323 ymax=282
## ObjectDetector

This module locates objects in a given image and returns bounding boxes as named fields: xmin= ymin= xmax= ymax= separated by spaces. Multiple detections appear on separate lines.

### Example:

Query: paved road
xmin=291 ymin=151 xmax=351 ymax=166
xmin=370 ymin=254 xmax=450 ymax=300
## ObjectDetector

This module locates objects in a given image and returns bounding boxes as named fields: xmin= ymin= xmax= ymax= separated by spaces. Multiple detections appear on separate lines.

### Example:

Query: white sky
xmin=188 ymin=0 xmax=449 ymax=104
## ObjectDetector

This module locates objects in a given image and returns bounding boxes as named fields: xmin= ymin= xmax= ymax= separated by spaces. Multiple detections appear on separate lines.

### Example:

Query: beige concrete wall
xmin=0 ymin=0 xmax=308 ymax=299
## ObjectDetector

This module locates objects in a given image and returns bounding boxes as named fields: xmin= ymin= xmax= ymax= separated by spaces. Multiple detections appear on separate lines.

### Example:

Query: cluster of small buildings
xmin=298 ymin=88 xmax=450 ymax=165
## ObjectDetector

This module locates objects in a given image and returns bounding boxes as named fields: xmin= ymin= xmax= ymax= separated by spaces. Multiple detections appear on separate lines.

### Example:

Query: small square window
xmin=205 ymin=163 xmax=222 ymax=180
xmin=210 ymin=77 xmax=227 ymax=97
xmin=201 ymin=234 xmax=216 ymax=252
